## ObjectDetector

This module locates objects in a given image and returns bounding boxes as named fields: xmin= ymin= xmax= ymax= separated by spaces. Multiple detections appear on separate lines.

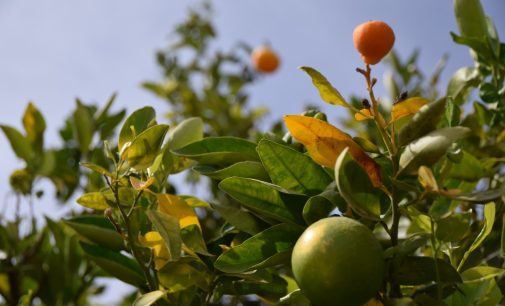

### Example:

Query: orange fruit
xmin=251 ymin=46 xmax=280 ymax=73
xmin=291 ymin=217 xmax=385 ymax=306
xmin=353 ymin=20 xmax=395 ymax=65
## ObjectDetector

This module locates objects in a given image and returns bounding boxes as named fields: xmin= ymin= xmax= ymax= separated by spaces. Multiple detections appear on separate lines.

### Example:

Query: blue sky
xmin=0 ymin=0 xmax=504 ymax=303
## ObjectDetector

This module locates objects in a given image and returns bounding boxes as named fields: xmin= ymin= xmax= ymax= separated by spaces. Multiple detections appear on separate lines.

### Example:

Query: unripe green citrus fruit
xmin=291 ymin=217 xmax=384 ymax=306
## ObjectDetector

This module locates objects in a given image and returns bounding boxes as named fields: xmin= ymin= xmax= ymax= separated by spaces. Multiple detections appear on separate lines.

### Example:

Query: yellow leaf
xmin=299 ymin=66 xmax=349 ymax=107
xmin=139 ymin=231 xmax=170 ymax=269
xmin=157 ymin=194 xmax=200 ymax=229
xmin=418 ymin=166 xmax=438 ymax=192
xmin=355 ymin=108 xmax=373 ymax=121
xmin=284 ymin=115 xmax=382 ymax=187
xmin=129 ymin=176 xmax=156 ymax=191
xmin=391 ymin=97 xmax=429 ymax=123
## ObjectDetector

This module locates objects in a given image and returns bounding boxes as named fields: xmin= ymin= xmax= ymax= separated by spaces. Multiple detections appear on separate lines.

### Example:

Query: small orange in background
xmin=251 ymin=45 xmax=280 ymax=73
xmin=353 ymin=20 xmax=395 ymax=65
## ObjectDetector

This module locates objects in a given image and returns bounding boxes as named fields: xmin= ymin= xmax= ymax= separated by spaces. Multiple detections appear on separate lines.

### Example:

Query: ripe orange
xmin=251 ymin=46 xmax=280 ymax=73
xmin=291 ymin=217 xmax=385 ymax=306
xmin=353 ymin=20 xmax=395 ymax=65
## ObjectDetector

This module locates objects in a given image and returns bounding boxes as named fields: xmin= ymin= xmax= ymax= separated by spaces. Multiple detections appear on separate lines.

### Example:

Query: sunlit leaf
xmin=76 ymin=192 xmax=109 ymax=210
xmin=80 ymin=162 xmax=113 ymax=177
xmin=133 ymin=290 xmax=166 ymax=306
xmin=418 ymin=166 xmax=438 ymax=192
xmin=391 ymin=97 xmax=429 ymax=123
xmin=299 ymin=66 xmax=349 ymax=107
xmin=158 ymin=258 xmax=210 ymax=292
xmin=354 ymin=108 xmax=373 ymax=121
xmin=118 ymin=106 xmax=156 ymax=151
xmin=461 ymin=266 xmax=505 ymax=284
xmin=157 ymin=194 xmax=200 ymax=229
xmin=214 ymin=223 xmax=302 ymax=273
xmin=458 ymin=202 xmax=495 ymax=271
xmin=166 ymin=117 xmax=204 ymax=150
xmin=139 ymin=231 xmax=171 ymax=269
xmin=126 ymin=124 xmax=169 ymax=170
xmin=399 ymin=127 xmax=470 ymax=175
xmin=22 ymin=102 xmax=46 ymax=149
xmin=284 ymin=115 xmax=381 ymax=187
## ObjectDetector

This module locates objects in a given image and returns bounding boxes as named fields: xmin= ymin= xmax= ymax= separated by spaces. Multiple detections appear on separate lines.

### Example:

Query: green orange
xmin=291 ymin=217 xmax=384 ymax=306
xmin=353 ymin=20 xmax=395 ymax=65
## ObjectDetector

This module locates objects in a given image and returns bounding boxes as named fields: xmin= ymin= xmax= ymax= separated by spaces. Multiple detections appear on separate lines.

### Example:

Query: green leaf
xmin=65 ymin=216 xmax=124 ymax=251
xmin=180 ymin=224 xmax=212 ymax=256
xmin=194 ymin=161 xmax=269 ymax=181
xmin=461 ymin=266 xmax=505 ymax=283
xmin=257 ymin=139 xmax=331 ymax=195
xmin=158 ymin=258 xmax=210 ymax=292
xmin=126 ymin=124 xmax=169 ymax=170
xmin=299 ymin=66 xmax=349 ymax=107
xmin=80 ymin=162 xmax=113 ymax=177
xmin=303 ymin=190 xmax=344 ymax=225
xmin=335 ymin=148 xmax=382 ymax=220
xmin=22 ymin=102 xmax=46 ymax=149
xmin=0 ymin=125 xmax=33 ymax=162
xmin=446 ymin=67 xmax=480 ymax=105
xmin=399 ymin=127 xmax=470 ymax=175
xmin=453 ymin=0 xmax=488 ymax=39
xmin=166 ymin=117 xmax=204 ymax=150
xmin=172 ymin=137 xmax=259 ymax=166
xmin=76 ymin=192 xmax=109 ymax=210
xmin=133 ymin=290 xmax=166 ymax=306
xmin=391 ymin=256 xmax=462 ymax=286
xmin=118 ymin=106 xmax=156 ymax=151
xmin=95 ymin=92 xmax=117 ymax=126
xmin=211 ymin=201 xmax=268 ymax=235
xmin=458 ymin=202 xmax=495 ymax=271
xmin=446 ymin=189 xmax=505 ymax=203
xmin=214 ymin=223 xmax=302 ymax=273
xmin=398 ymin=97 xmax=447 ymax=146
xmin=72 ymin=100 xmax=95 ymax=153
xmin=277 ymin=289 xmax=311 ymax=306
xmin=80 ymin=242 xmax=145 ymax=287
xmin=446 ymin=151 xmax=484 ymax=182
xmin=146 ymin=209 xmax=181 ymax=262
xmin=219 ymin=177 xmax=307 ymax=226
xmin=435 ymin=214 xmax=471 ymax=242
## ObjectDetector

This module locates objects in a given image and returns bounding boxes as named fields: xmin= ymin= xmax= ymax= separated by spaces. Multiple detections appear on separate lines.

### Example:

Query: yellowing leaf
xmin=418 ymin=166 xmax=438 ymax=192
xmin=299 ymin=66 xmax=349 ymax=107
xmin=130 ymin=176 xmax=156 ymax=191
xmin=139 ymin=231 xmax=170 ymax=269
xmin=355 ymin=108 xmax=373 ymax=121
xmin=391 ymin=97 xmax=429 ymax=123
xmin=157 ymin=194 xmax=200 ymax=229
xmin=284 ymin=115 xmax=381 ymax=187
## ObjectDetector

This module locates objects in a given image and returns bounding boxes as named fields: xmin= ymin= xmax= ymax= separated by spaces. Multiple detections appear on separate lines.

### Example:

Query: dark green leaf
xmin=211 ymin=201 xmax=267 ymax=235
xmin=180 ymin=224 xmax=212 ymax=256
xmin=303 ymin=190 xmax=344 ymax=225
xmin=446 ymin=151 xmax=484 ymax=182
xmin=479 ymin=82 xmax=500 ymax=103
xmin=65 ymin=216 xmax=124 ymax=251
xmin=214 ymin=223 xmax=301 ymax=273
xmin=335 ymin=148 xmax=382 ymax=220
xmin=219 ymin=177 xmax=307 ymax=226
xmin=447 ymin=189 xmax=505 ymax=203
xmin=391 ymin=256 xmax=462 ymax=286
xmin=80 ymin=242 xmax=145 ymax=287
xmin=257 ymin=139 xmax=331 ymax=195
xmin=172 ymin=137 xmax=259 ymax=166
xmin=436 ymin=214 xmax=471 ymax=242
xmin=194 ymin=161 xmax=269 ymax=181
